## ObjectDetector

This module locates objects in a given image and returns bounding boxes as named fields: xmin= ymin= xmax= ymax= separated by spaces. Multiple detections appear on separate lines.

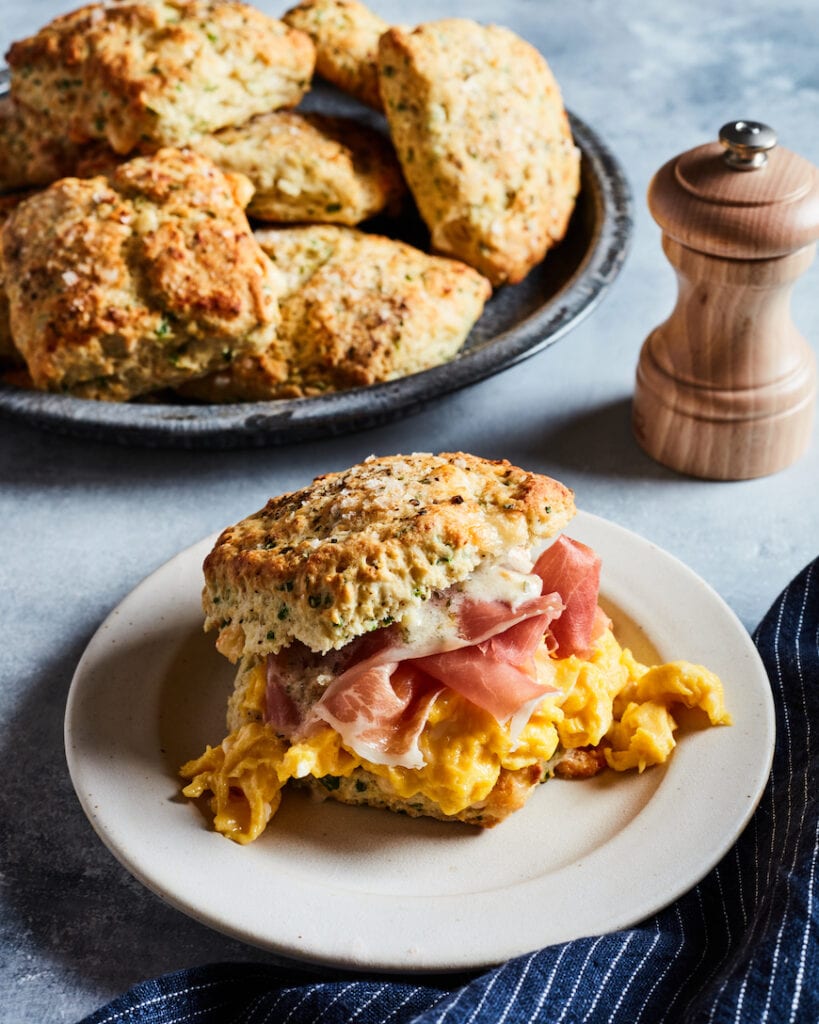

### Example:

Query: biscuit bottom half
xmin=180 ymin=629 xmax=730 ymax=844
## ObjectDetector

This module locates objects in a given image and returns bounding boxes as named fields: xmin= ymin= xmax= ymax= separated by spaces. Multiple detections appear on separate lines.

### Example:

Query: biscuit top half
xmin=203 ymin=452 xmax=575 ymax=659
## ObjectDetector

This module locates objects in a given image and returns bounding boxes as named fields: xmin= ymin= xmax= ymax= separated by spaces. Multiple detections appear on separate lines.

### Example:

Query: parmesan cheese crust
xmin=6 ymin=0 xmax=315 ymax=154
xmin=203 ymin=451 xmax=575 ymax=658
xmin=0 ymin=148 xmax=283 ymax=399
xmin=193 ymin=111 xmax=405 ymax=225
xmin=378 ymin=19 xmax=581 ymax=285
xmin=181 ymin=225 xmax=490 ymax=401
xmin=283 ymin=0 xmax=389 ymax=111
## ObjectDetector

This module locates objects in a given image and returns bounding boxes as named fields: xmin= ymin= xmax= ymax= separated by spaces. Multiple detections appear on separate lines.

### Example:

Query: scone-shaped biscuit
xmin=0 ymin=193 xmax=32 ymax=369
xmin=180 ymin=224 xmax=490 ymax=401
xmin=0 ymin=96 xmax=86 ymax=194
xmin=378 ymin=19 xmax=581 ymax=286
xmin=0 ymin=99 xmax=122 ymax=194
xmin=1 ymin=148 xmax=283 ymax=400
xmin=203 ymin=451 xmax=575 ymax=658
xmin=283 ymin=0 xmax=388 ymax=111
xmin=193 ymin=111 xmax=405 ymax=225
xmin=6 ymin=0 xmax=315 ymax=154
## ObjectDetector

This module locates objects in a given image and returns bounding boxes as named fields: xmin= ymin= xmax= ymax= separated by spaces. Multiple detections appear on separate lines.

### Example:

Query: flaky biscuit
xmin=179 ymin=224 xmax=490 ymax=401
xmin=378 ymin=19 xmax=581 ymax=285
xmin=0 ymin=95 xmax=85 ymax=194
xmin=203 ymin=451 xmax=575 ymax=658
xmin=1 ymin=148 xmax=282 ymax=400
xmin=6 ymin=0 xmax=315 ymax=155
xmin=193 ymin=111 xmax=405 ymax=225
xmin=0 ymin=192 xmax=32 ymax=369
xmin=283 ymin=0 xmax=388 ymax=111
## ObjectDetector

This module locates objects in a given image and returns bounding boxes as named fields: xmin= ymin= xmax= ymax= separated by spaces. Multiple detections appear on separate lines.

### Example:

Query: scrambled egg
xmin=180 ymin=628 xmax=730 ymax=843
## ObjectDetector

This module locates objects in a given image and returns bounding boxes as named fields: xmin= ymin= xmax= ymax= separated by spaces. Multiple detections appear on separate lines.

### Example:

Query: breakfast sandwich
xmin=283 ymin=0 xmax=389 ymax=112
xmin=193 ymin=111 xmax=405 ymax=225
xmin=0 ymin=148 xmax=283 ymax=400
xmin=178 ymin=225 xmax=491 ymax=401
xmin=6 ymin=0 xmax=315 ymax=155
xmin=181 ymin=453 xmax=730 ymax=843
xmin=378 ymin=19 xmax=581 ymax=286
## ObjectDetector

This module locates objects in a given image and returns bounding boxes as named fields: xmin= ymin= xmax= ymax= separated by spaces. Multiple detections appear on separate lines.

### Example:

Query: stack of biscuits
xmin=0 ymin=0 xmax=580 ymax=403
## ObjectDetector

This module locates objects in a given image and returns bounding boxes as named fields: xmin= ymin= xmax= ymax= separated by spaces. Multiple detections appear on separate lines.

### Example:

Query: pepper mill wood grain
xmin=632 ymin=120 xmax=819 ymax=479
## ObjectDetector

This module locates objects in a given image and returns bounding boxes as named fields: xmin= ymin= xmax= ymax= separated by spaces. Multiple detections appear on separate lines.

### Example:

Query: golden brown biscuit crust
xmin=0 ymin=96 xmax=85 ymax=194
xmin=553 ymin=744 xmax=608 ymax=779
xmin=378 ymin=19 xmax=580 ymax=285
xmin=203 ymin=451 xmax=575 ymax=657
xmin=0 ymin=192 xmax=33 ymax=368
xmin=283 ymin=0 xmax=388 ymax=111
xmin=193 ymin=110 xmax=405 ymax=225
xmin=181 ymin=225 xmax=490 ymax=402
xmin=1 ymin=148 xmax=282 ymax=399
xmin=7 ymin=0 xmax=315 ymax=154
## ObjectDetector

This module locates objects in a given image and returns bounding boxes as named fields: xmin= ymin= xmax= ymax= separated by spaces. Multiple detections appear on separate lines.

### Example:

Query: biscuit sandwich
xmin=182 ymin=452 xmax=730 ymax=842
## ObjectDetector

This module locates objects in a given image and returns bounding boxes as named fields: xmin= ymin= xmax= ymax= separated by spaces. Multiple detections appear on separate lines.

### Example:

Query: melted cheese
xmin=180 ymin=628 xmax=731 ymax=844
xmin=398 ymin=552 xmax=543 ymax=652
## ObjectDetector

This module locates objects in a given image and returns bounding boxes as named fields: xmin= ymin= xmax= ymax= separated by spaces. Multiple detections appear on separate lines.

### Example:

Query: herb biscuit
xmin=0 ymin=95 xmax=86 ymax=194
xmin=378 ymin=19 xmax=581 ymax=285
xmin=202 ymin=451 xmax=576 ymax=659
xmin=1 ymin=148 xmax=283 ymax=400
xmin=283 ymin=0 xmax=388 ymax=111
xmin=179 ymin=224 xmax=490 ymax=402
xmin=6 ymin=0 xmax=315 ymax=155
xmin=0 ymin=193 xmax=32 ymax=369
xmin=193 ymin=111 xmax=405 ymax=225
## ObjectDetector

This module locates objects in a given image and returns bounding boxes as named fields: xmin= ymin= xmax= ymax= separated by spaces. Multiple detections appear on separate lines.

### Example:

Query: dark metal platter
xmin=0 ymin=72 xmax=632 ymax=448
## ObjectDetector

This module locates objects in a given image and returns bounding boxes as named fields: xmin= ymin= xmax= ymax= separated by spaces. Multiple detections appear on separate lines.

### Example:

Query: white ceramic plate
xmin=65 ymin=511 xmax=775 ymax=972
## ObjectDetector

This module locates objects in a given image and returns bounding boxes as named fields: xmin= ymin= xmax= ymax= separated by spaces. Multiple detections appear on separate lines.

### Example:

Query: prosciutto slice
xmin=412 ymin=611 xmax=559 ymax=723
xmin=454 ymin=593 xmax=561 ymax=645
xmin=533 ymin=536 xmax=603 ymax=657
xmin=313 ymin=661 xmax=441 ymax=769
xmin=273 ymin=536 xmax=606 ymax=770
xmin=265 ymin=659 xmax=303 ymax=735
xmin=301 ymin=590 xmax=564 ymax=766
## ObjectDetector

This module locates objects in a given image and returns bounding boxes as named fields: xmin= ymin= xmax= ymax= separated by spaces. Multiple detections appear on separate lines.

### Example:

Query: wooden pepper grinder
xmin=633 ymin=120 xmax=819 ymax=479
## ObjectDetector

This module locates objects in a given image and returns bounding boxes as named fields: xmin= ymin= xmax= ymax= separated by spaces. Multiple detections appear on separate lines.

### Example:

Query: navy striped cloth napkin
xmin=78 ymin=557 xmax=819 ymax=1024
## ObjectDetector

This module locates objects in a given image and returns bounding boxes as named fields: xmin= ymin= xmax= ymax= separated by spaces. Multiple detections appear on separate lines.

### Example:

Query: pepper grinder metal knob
xmin=632 ymin=120 xmax=819 ymax=479
xmin=720 ymin=120 xmax=777 ymax=170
